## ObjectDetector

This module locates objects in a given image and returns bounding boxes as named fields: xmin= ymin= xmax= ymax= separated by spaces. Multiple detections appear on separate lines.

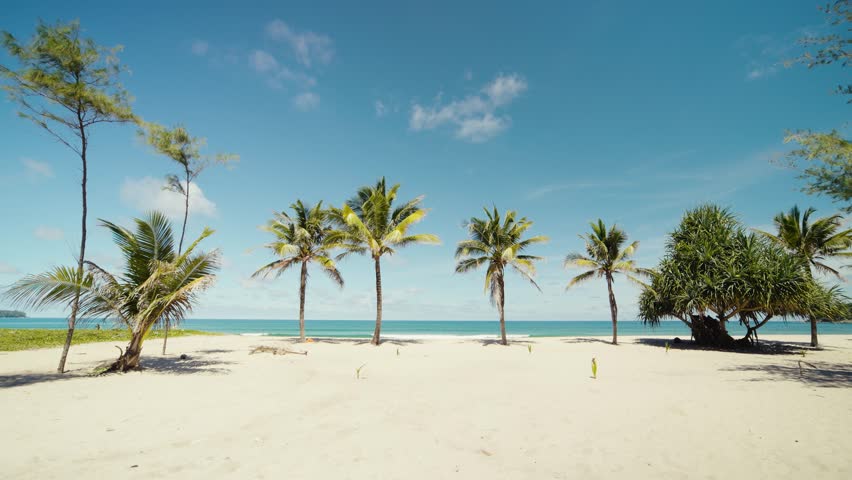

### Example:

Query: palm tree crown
xmin=565 ymin=220 xmax=647 ymax=287
xmin=757 ymin=206 xmax=851 ymax=278
xmin=455 ymin=207 xmax=548 ymax=345
xmin=253 ymin=200 xmax=344 ymax=285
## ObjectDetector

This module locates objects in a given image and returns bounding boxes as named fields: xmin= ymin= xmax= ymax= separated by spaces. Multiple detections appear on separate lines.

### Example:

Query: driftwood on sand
xmin=249 ymin=345 xmax=308 ymax=356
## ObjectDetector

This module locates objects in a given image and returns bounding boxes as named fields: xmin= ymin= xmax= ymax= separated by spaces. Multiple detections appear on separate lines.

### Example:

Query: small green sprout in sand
xmin=800 ymin=350 xmax=807 ymax=357
xmin=396 ymin=348 xmax=400 ymax=356
xmin=356 ymin=363 xmax=367 ymax=380
xmin=591 ymin=357 xmax=597 ymax=379
xmin=665 ymin=342 xmax=670 ymax=353
xmin=528 ymin=344 xmax=533 ymax=354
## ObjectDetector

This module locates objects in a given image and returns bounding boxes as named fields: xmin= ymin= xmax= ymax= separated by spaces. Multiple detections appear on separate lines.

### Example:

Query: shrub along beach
xmin=1 ymin=6 xmax=851 ymax=480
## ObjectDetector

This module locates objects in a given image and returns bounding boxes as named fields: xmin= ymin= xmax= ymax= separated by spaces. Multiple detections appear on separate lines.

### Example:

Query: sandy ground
xmin=1 ymin=334 xmax=851 ymax=480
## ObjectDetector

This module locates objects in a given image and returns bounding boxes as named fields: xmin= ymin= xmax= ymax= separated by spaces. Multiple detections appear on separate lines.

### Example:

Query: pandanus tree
xmin=455 ymin=208 xmax=547 ymax=345
xmin=564 ymin=220 xmax=648 ymax=345
xmin=756 ymin=206 xmax=852 ymax=347
xmin=140 ymin=123 xmax=237 ymax=354
xmin=1 ymin=20 xmax=137 ymax=372
xmin=638 ymin=205 xmax=845 ymax=347
xmin=4 ymin=212 xmax=219 ymax=372
xmin=331 ymin=178 xmax=439 ymax=345
xmin=253 ymin=201 xmax=344 ymax=342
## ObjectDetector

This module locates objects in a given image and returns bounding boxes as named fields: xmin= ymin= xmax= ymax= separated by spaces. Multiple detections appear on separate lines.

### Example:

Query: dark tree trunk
xmin=107 ymin=329 xmax=145 ymax=373
xmin=605 ymin=273 xmax=618 ymax=345
xmin=164 ymin=171 xmax=191 ymax=355
xmin=498 ymin=273 xmax=507 ymax=346
xmin=690 ymin=315 xmax=735 ymax=347
xmin=299 ymin=260 xmax=307 ymax=342
xmin=810 ymin=316 xmax=818 ymax=348
xmin=372 ymin=256 xmax=382 ymax=345
xmin=58 ymin=115 xmax=88 ymax=374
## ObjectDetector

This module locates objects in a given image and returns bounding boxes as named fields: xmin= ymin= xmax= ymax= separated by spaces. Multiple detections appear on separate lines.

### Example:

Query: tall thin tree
xmin=253 ymin=201 xmax=344 ymax=342
xmin=756 ymin=206 xmax=852 ymax=347
xmin=565 ymin=220 xmax=648 ymax=345
xmin=140 ymin=123 xmax=237 ymax=353
xmin=455 ymin=208 xmax=548 ymax=345
xmin=331 ymin=178 xmax=439 ymax=345
xmin=1 ymin=20 xmax=136 ymax=372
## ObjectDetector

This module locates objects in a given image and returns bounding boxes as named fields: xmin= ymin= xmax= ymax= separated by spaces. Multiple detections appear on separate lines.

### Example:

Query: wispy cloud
xmin=0 ymin=262 xmax=19 ymax=274
xmin=375 ymin=100 xmax=388 ymax=117
xmin=22 ymin=158 xmax=53 ymax=178
xmin=34 ymin=226 xmax=64 ymax=241
xmin=736 ymin=25 xmax=823 ymax=81
xmin=191 ymin=40 xmax=209 ymax=56
xmin=265 ymin=19 xmax=334 ymax=68
xmin=293 ymin=92 xmax=320 ymax=111
xmin=526 ymin=181 xmax=634 ymax=200
xmin=410 ymin=73 xmax=528 ymax=143
xmin=120 ymin=177 xmax=217 ymax=218
xmin=248 ymin=50 xmax=317 ymax=89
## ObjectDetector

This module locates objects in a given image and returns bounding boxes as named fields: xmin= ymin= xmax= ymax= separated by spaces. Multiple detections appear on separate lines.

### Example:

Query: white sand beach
xmin=1 ymin=335 xmax=851 ymax=479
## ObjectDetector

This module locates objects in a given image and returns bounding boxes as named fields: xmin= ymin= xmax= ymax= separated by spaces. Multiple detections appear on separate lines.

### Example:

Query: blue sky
xmin=1 ymin=0 xmax=849 ymax=320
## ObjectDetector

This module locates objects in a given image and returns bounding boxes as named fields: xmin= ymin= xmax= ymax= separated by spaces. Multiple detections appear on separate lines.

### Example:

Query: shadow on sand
xmin=720 ymin=361 xmax=852 ymax=388
xmin=277 ymin=337 xmax=423 ymax=346
xmin=634 ymin=337 xmax=824 ymax=356
xmin=561 ymin=338 xmax=614 ymax=346
xmin=0 ymin=351 xmax=234 ymax=389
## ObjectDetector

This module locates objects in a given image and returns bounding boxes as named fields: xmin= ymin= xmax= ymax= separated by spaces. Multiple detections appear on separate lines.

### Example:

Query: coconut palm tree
xmin=4 ymin=212 xmax=219 ymax=372
xmin=331 ymin=178 xmax=439 ymax=345
xmin=565 ymin=220 xmax=648 ymax=345
xmin=455 ymin=208 xmax=548 ymax=345
xmin=756 ymin=205 xmax=852 ymax=347
xmin=252 ymin=201 xmax=344 ymax=342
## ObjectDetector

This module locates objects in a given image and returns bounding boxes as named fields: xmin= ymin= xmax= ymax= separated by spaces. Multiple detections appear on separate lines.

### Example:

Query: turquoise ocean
xmin=2 ymin=318 xmax=852 ymax=338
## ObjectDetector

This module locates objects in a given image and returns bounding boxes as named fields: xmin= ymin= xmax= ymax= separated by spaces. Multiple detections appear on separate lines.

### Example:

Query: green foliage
xmin=330 ymin=177 xmax=440 ymax=260
xmin=3 ymin=212 xmax=219 ymax=350
xmin=0 ymin=20 xmax=136 ymax=151
xmin=794 ymin=0 xmax=850 ymax=99
xmin=638 ymin=205 xmax=840 ymax=335
xmin=756 ymin=205 xmax=852 ymax=277
xmin=355 ymin=363 xmax=366 ymax=379
xmin=785 ymin=131 xmax=852 ymax=213
xmin=665 ymin=342 xmax=670 ymax=353
xmin=564 ymin=220 xmax=648 ymax=288
xmin=0 ymin=328 xmax=215 ymax=352
xmin=455 ymin=207 xmax=547 ymax=304
xmin=253 ymin=200 xmax=344 ymax=286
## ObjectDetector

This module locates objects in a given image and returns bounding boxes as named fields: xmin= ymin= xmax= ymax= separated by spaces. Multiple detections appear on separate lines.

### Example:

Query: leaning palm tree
xmin=455 ymin=208 xmax=548 ymax=345
xmin=756 ymin=205 xmax=852 ymax=347
xmin=4 ymin=212 xmax=219 ymax=372
xmin=565 ymin=220 xmax=648 ymax=345
xmin=253 ymin=201 xmax=344 ymax=342
xmin=331 ymin=178 xmax=439 ymax=345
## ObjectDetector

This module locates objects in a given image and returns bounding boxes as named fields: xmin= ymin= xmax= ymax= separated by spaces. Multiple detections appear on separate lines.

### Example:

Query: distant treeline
xmin=0 ymin=310 xmax=26 ymax=318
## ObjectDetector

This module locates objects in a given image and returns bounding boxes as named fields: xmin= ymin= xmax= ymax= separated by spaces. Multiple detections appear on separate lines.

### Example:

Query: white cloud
xmin=464 ymin=69 xmax=473 ymax=81
xmin=265 ymin=19 xmax=334 ymax=68
xmin=249 ymin=50 xmax=279 ymax=73
xmin=375 ymin=100 xmax=388 ymax=117
xmin=293 ymin=92 xmax=320 ymax=111
xmin=34 ymin=226 xmax=63 ymax=241
xmin=22 ymin=158 xmax=53 ymax=178
xmin=409 ymin=73 xmax=527 ymax=142
xmin=249 ymin=50 xmax=317 ymax=89
xmin=0 ymin=262 xmax=19 ymax=274
xmin=191 ymin=40 xmax=209 ymax=56
xmin=120 ymin=177 xmax=217 ymax=219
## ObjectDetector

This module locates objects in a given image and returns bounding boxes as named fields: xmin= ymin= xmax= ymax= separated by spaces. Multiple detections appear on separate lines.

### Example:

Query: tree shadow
xmin=476 ymin=339 xmax=534 ymax=347
xmin=561 ymin=338 xmax=614 ymax=346
xmin=0 ymin=372 xmax=82 ymax=389
xmin=635 ymin=337 xmax=823 ymax=356
xmin=720 ymin=361 xmax=852 ymax=388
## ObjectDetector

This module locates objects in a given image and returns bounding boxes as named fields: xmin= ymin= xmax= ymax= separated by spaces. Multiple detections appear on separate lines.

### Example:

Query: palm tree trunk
xmin=605 ymin=273 xmax=618 ymax=345
xmin=164 ymin=172 xmax=191 ymax=356
xmin=372 ymin=256 xmax=383 ymax=345
xmin=110 ymin=328 xmax=146 ymax=373
xmin=58 ymin=118 xmax=88 ymax=374
xmin=498 ymin=273 xmax=507 ymax=346
xmin=810 ymin=316 xmax=819 ymax=348
xmin=299 ymin=260 xmax=307 ymax=342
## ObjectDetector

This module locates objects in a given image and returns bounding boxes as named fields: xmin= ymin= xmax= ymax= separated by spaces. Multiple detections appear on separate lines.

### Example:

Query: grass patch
xmin=0 ymin=328 xmax=218 ymax=352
